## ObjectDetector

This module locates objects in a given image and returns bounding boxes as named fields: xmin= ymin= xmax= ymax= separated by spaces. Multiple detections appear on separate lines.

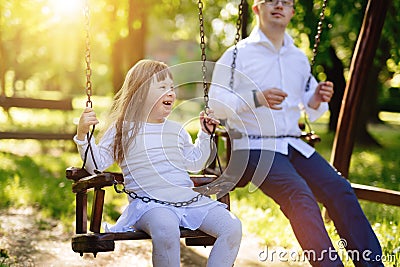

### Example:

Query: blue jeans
xmin=227 ymin=147 xmax=383 ymax=267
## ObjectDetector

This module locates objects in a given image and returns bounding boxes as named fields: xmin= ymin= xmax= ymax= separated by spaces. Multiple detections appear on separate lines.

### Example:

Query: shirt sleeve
xmin=73 ymin=127 xmax=115 ymax=174
xmin=181 ymin=129 xmax=214 ymax=173
xmin=209 ymin=49 xmax=257 ymax=120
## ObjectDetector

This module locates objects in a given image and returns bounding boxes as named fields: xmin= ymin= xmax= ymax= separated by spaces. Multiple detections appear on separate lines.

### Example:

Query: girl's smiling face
xmin=144 ymin=76 xmax=176 ymax=123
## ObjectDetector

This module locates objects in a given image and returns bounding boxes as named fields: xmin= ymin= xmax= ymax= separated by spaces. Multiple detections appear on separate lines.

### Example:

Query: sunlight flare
xmin=46 ymin=0 xmax=83 ymax=19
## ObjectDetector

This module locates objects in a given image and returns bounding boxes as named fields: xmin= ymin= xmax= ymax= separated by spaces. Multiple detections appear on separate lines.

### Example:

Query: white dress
xmin=74 ymin=120 xmax=225 ymax=232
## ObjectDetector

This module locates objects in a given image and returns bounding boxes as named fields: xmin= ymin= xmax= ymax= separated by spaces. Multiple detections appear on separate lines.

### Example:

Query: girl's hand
xmin=200 ymin=109 xmax=220 ymax=134
xmin=77 ymin=107 xmax=99 ymax=141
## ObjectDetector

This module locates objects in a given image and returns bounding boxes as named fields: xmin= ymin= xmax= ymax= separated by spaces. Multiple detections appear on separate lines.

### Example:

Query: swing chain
xmin=84 ymin=0 xmax=93 ymax=108
xmin=303 ymin=0 xmax=328 ymax=142
xmin=310 ymin=0 xmax=329 ymax=70
xmin=198 ymin=0 xmax=209 ymax=113
xmin=114 ymin=183 xmax=205 ymax=207
xmin=81 ymin=0 xmax=99 ymax=171
xmin=230 ymin=0 xmax=245 ymax=89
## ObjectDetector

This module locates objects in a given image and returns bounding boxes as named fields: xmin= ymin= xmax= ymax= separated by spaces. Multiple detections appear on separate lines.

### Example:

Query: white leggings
xmin=135 ymin=205 xmax=242 ymax=267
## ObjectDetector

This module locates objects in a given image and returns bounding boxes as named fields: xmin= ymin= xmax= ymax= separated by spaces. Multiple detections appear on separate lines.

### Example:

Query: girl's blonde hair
xmin=109 ymin=59 xmax=172 ymax=163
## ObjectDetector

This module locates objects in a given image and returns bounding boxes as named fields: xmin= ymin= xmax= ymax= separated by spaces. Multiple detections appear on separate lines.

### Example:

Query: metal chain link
xmin=309 ymin=0 xmax=329 ymax=70
xmin=198 ymin=0 xmax=209 ymax=114
xmin=197 ymin=0 xmax=223 ymax=177
xmin=304 ymin=0 xmax=329 ymax=137
xmin=84 ymin=0 xmax=92 ymax=108
xmin=229 ymin=0 xmax=245 ymax=90
xmin=114 ymin=183 xmax=205 ymax=207
xmin=305 ymin=0 xmax=328 ymax=92
xmin=81 ymin=0 xmax=98 ymax=170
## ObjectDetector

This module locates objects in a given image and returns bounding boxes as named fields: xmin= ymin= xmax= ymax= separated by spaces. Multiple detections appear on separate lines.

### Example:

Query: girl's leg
xmin=135 ymin=208 xmax=181 ymax=267
xmin=198 ymin=206 xmax=242 ymax=267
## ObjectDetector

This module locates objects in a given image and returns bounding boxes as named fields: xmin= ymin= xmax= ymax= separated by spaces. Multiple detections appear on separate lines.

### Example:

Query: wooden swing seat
xmin=66 ymin=167 xmax=230 ymax=257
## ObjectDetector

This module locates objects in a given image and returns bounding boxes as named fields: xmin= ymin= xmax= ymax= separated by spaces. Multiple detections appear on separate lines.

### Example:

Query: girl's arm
xmin=182 ymin=110 xmax=220 ymax=173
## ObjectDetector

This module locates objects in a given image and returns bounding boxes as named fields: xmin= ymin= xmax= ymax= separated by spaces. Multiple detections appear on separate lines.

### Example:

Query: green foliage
xmin=1 ymin=0 xmax=399 ymax=103
xmin=0 ymin=151 xmax=76 ymax=223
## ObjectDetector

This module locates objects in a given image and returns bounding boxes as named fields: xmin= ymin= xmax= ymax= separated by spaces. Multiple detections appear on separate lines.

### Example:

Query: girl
xmin=74 ymin=59 xmax=242 ymax=267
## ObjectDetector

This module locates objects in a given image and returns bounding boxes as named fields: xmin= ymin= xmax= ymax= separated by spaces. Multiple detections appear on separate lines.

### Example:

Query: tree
xmin=110 ymin=0 xmax=149 ymax=94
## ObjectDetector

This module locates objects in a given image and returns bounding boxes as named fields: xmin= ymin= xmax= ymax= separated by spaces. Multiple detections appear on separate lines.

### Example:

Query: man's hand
xmin=256 ymin=88 xmax=288 ymax=110
xmin=308 ymin=81 xmax=334 ymax=109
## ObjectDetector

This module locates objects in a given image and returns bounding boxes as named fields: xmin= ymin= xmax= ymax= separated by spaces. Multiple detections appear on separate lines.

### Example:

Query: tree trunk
xmin=241 ymin=0 xmax=249 ymax=39
xmin=330 ymin=0 xmax=389 ymax=178
xmin=325 ymin=46 xmax=346 ymax=133
xmin=355 ymin=64 xmax=381 ymax=147
xmin=354 ymin=36 xmax=392 ymax=146
xmin=0 ymin=6 xmax=5 ymax=96
xmin=111 ymin=0 xmax=148 ymax=94
xmin=111 ymin=39 xmax=125 ymax=93
xmin=125 ymin=0 xmax=147 ymax=73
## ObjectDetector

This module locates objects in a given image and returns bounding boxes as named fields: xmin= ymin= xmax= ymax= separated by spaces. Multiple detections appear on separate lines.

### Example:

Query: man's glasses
xmin=258 ymin=0 xmax=294 ymax=7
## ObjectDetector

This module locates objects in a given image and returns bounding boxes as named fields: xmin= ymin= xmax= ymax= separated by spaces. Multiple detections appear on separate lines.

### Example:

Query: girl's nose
xmin=167 ymin=89 xmax=175 ymax=96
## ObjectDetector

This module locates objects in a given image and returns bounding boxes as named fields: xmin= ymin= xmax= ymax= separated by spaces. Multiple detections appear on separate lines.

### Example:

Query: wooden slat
xmin=71 ymin=173 xmax=115 ymax=193
xmin=190 ymin=174 xmax=217 ymax=186
xmin=0 ymin=96 xmax=73 ymax=110
xmin=90 ymin=189 xmax=105 ymax=233
xmin=0 ymin=131 xmax=74 ymax=140
xmin=76 ymin=192 xmax=88 ymax=234
xmin=73 ymin=229 xmax=212 ymax=243
xmin=66 ymin=167 xmax=92 ymax=181
xmin=352 ymin=183 xmax=400 ymax=206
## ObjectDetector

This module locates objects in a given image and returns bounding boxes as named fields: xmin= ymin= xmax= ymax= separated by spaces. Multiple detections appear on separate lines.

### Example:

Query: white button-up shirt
xmin=209 ymin=26 xmax=328 ymax=158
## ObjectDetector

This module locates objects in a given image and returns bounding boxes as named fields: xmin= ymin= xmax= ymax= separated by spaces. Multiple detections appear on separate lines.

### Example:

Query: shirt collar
xmin=247 ymin=26 xmax=294 ymax=50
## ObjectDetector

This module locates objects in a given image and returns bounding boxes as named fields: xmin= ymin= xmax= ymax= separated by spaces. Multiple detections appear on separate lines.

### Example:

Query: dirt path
xmin=0 ymin=207 xmax=305 ymax=267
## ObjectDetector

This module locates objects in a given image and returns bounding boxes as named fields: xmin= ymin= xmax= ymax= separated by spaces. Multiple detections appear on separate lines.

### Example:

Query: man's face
xmin=253 ymin=0 xmax=295 ymax=30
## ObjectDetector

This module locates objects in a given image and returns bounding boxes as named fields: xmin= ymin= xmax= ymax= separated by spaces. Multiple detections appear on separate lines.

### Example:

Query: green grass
xmin=0 ymin=150 xmax=76 ymax=227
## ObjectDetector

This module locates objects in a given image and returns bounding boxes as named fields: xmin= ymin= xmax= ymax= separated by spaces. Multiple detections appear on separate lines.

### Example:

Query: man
xmin=209 ymin=0 xmax=383 ymax=266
